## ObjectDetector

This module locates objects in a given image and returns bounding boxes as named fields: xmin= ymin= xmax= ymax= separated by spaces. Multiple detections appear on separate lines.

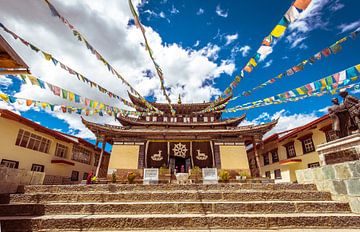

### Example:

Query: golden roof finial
xmin=177 ymin=94 xmax=182 ymax=104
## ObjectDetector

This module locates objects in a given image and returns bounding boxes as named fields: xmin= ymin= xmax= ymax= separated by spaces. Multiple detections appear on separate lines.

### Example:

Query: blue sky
xmin=0 ymin=0 xmax=360 ymax=150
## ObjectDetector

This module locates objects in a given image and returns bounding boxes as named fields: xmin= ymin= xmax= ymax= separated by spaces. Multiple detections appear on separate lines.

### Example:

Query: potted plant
xmin=218 ymin=170 xmax=230 ymax=183
xmin=127 ymin=171 xmax=136 ymax=184
xmin=238 ymin=170 xmax=249 ymax=180
xmin=190 ymin=166 xmax=202 ymax=182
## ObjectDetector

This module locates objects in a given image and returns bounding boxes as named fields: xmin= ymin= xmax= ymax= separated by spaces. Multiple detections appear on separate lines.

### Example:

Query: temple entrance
xmin=169 ymin=157 xmax=191 ymax=173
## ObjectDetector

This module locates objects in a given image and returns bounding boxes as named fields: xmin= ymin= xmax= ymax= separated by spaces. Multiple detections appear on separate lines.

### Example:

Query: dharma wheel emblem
xmin=172 ymin=143 xmax=188 ymax=158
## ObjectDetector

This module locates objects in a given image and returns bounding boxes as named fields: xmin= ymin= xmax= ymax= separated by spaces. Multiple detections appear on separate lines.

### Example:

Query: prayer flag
xmin=61 ymin=89 xmax=68 ymax=99
xmin=285 ymin=6 xmax=300 ymax=23
xmin=42 ymin=52 xmax=52 ymax=61
xmin=293 ymin=0 xmax=312 ymax=10
xmin=271 ymin=24 xmax=287 ymax=38
xmin=26 ymin=99 xmax=33 ymax=106
xmin=321 ymin=48 xmax=331 ymax=57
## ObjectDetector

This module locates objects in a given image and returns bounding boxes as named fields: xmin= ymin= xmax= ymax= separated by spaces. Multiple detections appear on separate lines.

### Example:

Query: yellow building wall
xmin=219 ymin=145 xmax=250 ymax=173
xmin=109 ymin=144 xmax=139 ymax=169
xmin=256 ymin=119 xmax=330 ymax=182
xmin=0 ymin=116 xmax=100 ymax=180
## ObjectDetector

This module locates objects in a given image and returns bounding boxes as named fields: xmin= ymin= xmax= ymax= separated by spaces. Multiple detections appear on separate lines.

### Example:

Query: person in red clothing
xmin=86 ymin=170 xmax=94 ymax=184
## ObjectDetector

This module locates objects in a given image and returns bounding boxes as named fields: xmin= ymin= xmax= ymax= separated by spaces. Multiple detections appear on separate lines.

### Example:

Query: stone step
xmin=10 ymin=190 xmax=332 ymax=203
xmin=1 ymin=213 xmax=360 ymax=231
xmin=22 ymin=183 xmax=317 ymax=194
xmin=0 ymin=203 xmax=43 ymax=216
xmin=27 ymin=201 xmax=354 ymax=215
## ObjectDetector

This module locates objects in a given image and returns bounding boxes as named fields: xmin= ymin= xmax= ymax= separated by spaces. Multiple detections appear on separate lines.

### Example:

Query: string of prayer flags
xmin=206 ymin=0 xmax=312 ymax=111
xmin=42 ymin=0 xmax=161 ymax=114
xmin=128 ymin=0 xmax=175 ymax=115
xmin=0 ymin=23 xmax=158 ymax=114
xmin=220 ymin=64 xmax=360 ymax=113
xmin=17 ymin=74 xmax=123 ymax=113
xmin=231 ymin=28 xmax=359 ymax=100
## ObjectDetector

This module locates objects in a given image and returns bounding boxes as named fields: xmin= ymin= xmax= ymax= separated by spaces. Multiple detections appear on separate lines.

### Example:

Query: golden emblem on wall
xmin=151 ymin=150 xmax=163 ymax=161
xmin=195 ymin=149 xmax=208 ymax=160
xmin=172 ymin=143 xmax=188 ymax=158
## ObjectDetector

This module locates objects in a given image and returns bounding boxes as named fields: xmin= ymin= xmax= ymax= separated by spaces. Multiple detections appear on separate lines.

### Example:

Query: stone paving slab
xmin=1 ymin=213 xmax=360 ymax=231
xmin=10 ymin=190 xmax=332 ymax=203
xmin=23 ymin=183 xmax=318 ymax=194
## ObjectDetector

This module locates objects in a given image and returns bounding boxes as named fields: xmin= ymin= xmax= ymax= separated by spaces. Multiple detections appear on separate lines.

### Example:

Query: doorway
xmin=173 ymin=157 xmax=191 ymax=173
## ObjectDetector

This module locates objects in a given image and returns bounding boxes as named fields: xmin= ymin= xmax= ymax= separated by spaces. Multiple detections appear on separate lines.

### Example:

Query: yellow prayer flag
xmin=296 ymin=87 xmax=305 ymax=95
xmin=320 ymin=79 xmax=327 ymax=90
xmin=271 ymin=25 xmax=286 ymax=38
xmin=249 ymin=58 xmax=257 ymax=67
xmin=41 ymin=103 xmax=48 ymax=109
xmin=93 ymin=101 xmax=98 ymax=109
xmin=0 ymin=93 xmax=9 ymax=102
xmin=355 ymin=64 xmax=360 ymax=73
xmin=99 ymin=103 xmax=105 ymax=110
xmin=42 ymin=52 xmax=52 ymax=61
xmin=69 ymin=92 xmax=75 ymax=101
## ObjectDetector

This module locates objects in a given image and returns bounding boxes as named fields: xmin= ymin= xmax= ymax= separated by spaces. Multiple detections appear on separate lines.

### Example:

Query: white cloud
xmin=0 ymin=0 xmax=235 ymax=138
xmin=287 ymin=0 xmax=340 ymax=49
xmin=337 ymin=20 xmax=360 ymax=33
xmin=170 ymin=5 xmax=179 ymax=15
xmin=215 ymin=5 xmax=228 ymax=18
xmin=330 ymin=0 xmax=345 ymax=12
xmin=193 ymin=40 xmax=200 ymax=47
xmin=263 ymin=59 xmax=273 ymax=68
xmin=196 ymin=8 xmax=204 ymax=15
xmin=287 ymin=35 xmax=308 ymax=48
xmin=241 ymin=109 xmax=319 ymax=139
xmin=239 ymin=45 xmax=251 ymax=57
xmin=224 ymin=33 xmax=238 ymax=46
xmin=0 ymin=76 xmax=13 ymax=88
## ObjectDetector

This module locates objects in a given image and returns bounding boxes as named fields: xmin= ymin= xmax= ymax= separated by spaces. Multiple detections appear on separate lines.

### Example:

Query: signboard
xmin=202 ymin=168 xmax=218 ymax=184
xmin=143 ymin=168 xmax=159 ymax=184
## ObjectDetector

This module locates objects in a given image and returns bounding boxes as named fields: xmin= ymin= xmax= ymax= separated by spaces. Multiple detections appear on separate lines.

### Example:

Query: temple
xmin=83 ymin=92 xmax=278 ymax=176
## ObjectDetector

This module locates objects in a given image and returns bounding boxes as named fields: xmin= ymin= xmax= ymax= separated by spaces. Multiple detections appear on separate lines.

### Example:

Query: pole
xmin=252 ymin=137 xmax=261 ymax=177
xmin=95 ymin=140 xmax=106 ymax=177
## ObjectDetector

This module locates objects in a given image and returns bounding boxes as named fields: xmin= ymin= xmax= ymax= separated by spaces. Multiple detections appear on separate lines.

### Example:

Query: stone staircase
xmin=0 ymin=183 xmax=359 ymax=231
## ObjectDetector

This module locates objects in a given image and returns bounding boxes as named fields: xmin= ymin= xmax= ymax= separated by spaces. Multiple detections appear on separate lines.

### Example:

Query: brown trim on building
xmin=51 ymin=159 xmax=75 ymax=166
xmin=297 ymin=133 xmax=313 ymax=141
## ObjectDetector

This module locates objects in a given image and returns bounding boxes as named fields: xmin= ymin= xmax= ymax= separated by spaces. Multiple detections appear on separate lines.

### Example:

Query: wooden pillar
xmin=95 ymin=140 xmax=106 ymax=177
xmin=252 ymin=137 xmax=261 ymax=177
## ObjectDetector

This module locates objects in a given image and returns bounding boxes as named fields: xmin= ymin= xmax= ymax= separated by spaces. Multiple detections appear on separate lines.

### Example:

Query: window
xmin=184 ymin=117 xmax=190 ymax=123
xmin=152 ymin=116 xmax=157 ymax=122
xmin=55 ymin=143 xmax=68 ymax=158
xmin=83 ymin=172 xmax=88 ymax=180
xmin=308 ymin=162 xmax=320 ymax=168
xmin=210 ymin=117 xmax=214 ymax=122
xmin=163 ymin=117 xmax=168 ymax=122
xmin=31 ymin=164 xmax=44 ymax=172
xmin=193 ymin=117 xmax=197 ymax=122
xmin=284 ymin=142 xmax=296 ymax=158
xmin=274 ymin=169 xmax=282 ymax=179
xmin=271 ymin=149 xmax=279 ymax=163
xmin=170 ymin=117 xmax=177 ymax=122
xmin=15 ymin=129 xmax=51 ymax=153
xmin=265 ymin=171 xmax=271 ymax=178
xmin=263 ymin=153 xmax=270 ymax=166
xmin=302 ymin=137 xmax=315 ymax=154
xmin=1 ymin=159 xmax=19 ymax=169
xmin=71 ymin=171 xmax=79 ymax=181
xmin=204 ymin=117 xmax=208 ymax=122
xmin=72 ymin=145 xmax=92 ymax=164
xmin=146 ymin=116 xmax=150 ymax=121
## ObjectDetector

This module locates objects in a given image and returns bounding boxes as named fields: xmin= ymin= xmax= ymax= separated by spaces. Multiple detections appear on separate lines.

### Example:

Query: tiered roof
xmin=0 ymin=35 xmax=29 ymax=74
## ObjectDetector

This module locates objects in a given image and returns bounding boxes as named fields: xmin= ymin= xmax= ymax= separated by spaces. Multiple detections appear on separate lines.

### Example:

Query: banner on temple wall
xmin=192 ymin=142 xmax=213 ymax=168
xmin=170 ymin=142 xmax=191 ymax=159
xmin=147 ymin=142 xmax=168 ymax=168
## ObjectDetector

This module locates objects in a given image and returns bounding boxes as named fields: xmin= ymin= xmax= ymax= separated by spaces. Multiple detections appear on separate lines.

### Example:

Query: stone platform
xmin=0 ymin=183 xmax=359 ymax=231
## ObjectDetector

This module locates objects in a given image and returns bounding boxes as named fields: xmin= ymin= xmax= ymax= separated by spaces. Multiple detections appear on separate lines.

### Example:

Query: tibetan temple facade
xmin=83 ymin=93 xmax=277 ymax=176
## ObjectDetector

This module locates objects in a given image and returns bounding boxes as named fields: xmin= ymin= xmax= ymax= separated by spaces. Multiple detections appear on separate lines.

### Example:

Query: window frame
xmin=31 ymin=164 xmax=45 ymax=172
xmin=71 ymin=170 xmax=79 ymax=181
xmin=274 ymin=169 xmax=282 ymax=179
xmin=284 ymin=141 xmax=296 ymax=159
xmin=308 ymin=162 xmax=320 ymax=168
xmin=263 ymin=153 xmax=270 ymax=166
xmin=15 ymin=129 xmax=51 ymax=154
xmin=1 ymin=159 xmax=19 ymax=169
xmin=270 ymin=149 xmax=279 ymax=163
xmin=55 ymin=143 xmax=68 ymax=158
